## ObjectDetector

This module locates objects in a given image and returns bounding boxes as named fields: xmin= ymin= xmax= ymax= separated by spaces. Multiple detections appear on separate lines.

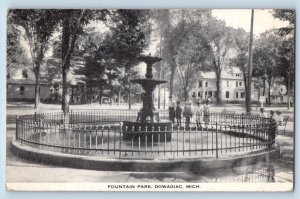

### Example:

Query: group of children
xmin=259 ymin=108 xmax=284 ymax=126
xmin=169 ymin=97 xmax=211 ymax=128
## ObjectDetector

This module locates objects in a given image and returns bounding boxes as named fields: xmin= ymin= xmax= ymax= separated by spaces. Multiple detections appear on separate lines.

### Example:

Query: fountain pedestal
xmin=122 ymin=121 xmax=172 ymax=142
xmin=122 ymin=55 xmax=172 ymax=142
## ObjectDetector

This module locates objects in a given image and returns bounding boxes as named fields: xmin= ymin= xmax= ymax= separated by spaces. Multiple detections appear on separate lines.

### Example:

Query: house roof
xmin=199 ymin=67 xmax=244 ymax=80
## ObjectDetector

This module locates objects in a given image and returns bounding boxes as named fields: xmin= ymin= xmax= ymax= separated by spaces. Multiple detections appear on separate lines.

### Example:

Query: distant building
xmin=190 ymin=67 xmax=259 ymax=103
xmin=269 ymin=82 xmax=290 ymax=104
xmin=7 ymin=69 xmax=51 ymax=102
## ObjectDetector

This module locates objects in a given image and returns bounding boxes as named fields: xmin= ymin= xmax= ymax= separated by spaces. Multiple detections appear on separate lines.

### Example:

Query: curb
xmin=11 ymin=139 xmax=280 ymax=172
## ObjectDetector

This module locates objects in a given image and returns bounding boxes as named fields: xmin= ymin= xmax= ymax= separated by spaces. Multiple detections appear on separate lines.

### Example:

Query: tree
xmin=8 ymin=10 xmax=59 ymax=109
xmin=275 ymin=37 xmax=295 ymax=109
xmin=59 ymin=9 xmax=108 ymax=116
xmin=62 ymin=10 xmax=149 ymax=111
xmin=151 ymin=10 xmax=172 ymax=107
xmin=272 ymin=9 xmax=295 ymax=36
xmin=230 ymin=28 xmax=249 ymax=92
xmin=253 ymin=30 xmax=281 ymax=106
xmin=7 ymin=23 xmax=31 ymax=76
xmin=161 ymin=10 xmax=212 ymax=100
xmin=174 ymin=22 xmax=211 ymax=100
xmin=272 ymin=9 xmax=295 ymax=109
xmin=203 ymin=18 xmax=234 ymax=104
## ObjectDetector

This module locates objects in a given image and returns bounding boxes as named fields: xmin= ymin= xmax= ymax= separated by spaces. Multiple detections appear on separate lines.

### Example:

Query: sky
xmin=211 ymin=9 xmax=290 ymax=36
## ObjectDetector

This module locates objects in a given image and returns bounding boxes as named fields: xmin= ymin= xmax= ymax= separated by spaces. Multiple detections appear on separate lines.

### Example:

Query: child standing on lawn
xmin=203 ymin=100 xmax=210 ymax=127
xmin=175 ymin=101 xmax=182 ymax=127
xmin=183 ymin=101 xmax=193 ymax=128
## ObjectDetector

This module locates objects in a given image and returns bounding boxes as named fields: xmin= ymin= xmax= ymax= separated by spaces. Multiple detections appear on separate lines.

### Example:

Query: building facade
xmin=7 ymin=69 xmax=51 ymax=102
xmin=190 ymin=67 xmax=259 ymax=103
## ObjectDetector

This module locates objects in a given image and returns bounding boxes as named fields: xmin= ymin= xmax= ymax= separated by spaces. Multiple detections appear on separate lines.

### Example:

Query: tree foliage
xmin=8 ymin=9 xmax=59 ymax=109
xmin=272 ymin=9 xmax=295 ymax=36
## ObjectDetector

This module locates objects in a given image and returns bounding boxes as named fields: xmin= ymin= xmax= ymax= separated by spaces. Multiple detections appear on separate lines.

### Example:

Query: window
xmin=241 ymin=92 xmax=246 ymax=98
xmin=22 ymin=70 xmax=28 ymax=78
xmin=205 ymin=82 xmax=208 ymax=87
xmin=208 ymin=91 xmax=212 ymax=97
xmin=239 ymin=82 xmax=242 ymax=86
xmin=205 ymin=91 xmax=207 ymax=98
xmin=227 ymin=81 xmax=229 ymax=87
xmin=236 ymin=92 xmax=238 ymax=98
xmin=198 ymin=81 xmax=202 ymax=88
xmin=236 ymin=81 xmax=238 ymax=87
xmin=226 ymin=91 xmax=229 ymax=99
xmin=198 ymin=92 xmax=201 ymax=97
xmin=7 ymin=73 xmax=10 ymax=79
xmin=281 ymin=96 xmax=284 ymax=102
xmin=20 ymin=86 xmax=25 ymax=95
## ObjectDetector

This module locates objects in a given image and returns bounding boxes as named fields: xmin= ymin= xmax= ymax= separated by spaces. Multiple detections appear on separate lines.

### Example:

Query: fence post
xmin=216 ymin=122 xmax=219 ymax=159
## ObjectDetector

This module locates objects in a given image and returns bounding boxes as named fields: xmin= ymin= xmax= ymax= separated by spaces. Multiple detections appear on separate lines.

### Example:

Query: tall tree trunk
xmin=118 ymin=88 xmax=121 ymax=106
xmin=89 ymin=86 xmax=92 ymax=103
xmin=33 ymin=50 xmax=44 ymax=110
xmin=71 ymin=85 xmax=74 ymax=104
xmin=110 ymin=85 xmax=113 ymax=105
xmin=128 ymin=72 xmax=132 ymax=109
xmin=162 ymin=68 xmax=166 ymax=109
xmin=213 ymin=58 xmax=222 ymax=104
xmin=246 ymin=9 xmax=254 ymax=114
xmin=263 ymin=77 xmax=266 ymax=96
xmin=169 ymin=59 xmax=176 ymax=99
xmin=81 ymin=84 xmax=85 ymax=104
xmin=268 ymin=78 xmax=271 ymax=106
xmin=158 ymin=34 xmax=162 ymax=109
xmin=34 ymin=68 xmax=40 ymax=110
xmin=216 ymin=77 xmax=221 ymax=104
xmin=158 ymin=67 xmax=161 ymax=109
xmin=61 ymin=18 xmax=79 ymax=119
xmin=99 ymin=85 xmax=103 ymax=104
xmin=287 ymin=63 xmax=292 ymax=109
xmin=184 ymin=87 xmax=189 ymax=101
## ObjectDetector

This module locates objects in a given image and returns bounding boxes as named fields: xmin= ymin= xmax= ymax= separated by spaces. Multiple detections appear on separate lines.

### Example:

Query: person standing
xmin=183 ymin=101 xmax=193 ymax=128
xmin=168 ymin=96 xmax=175 ymax=123
xmin=259 ymin=108 xmax=268 ymax=118
xmin=175 ymin=101 xmax=182 ymax=127
xmin=203 ymin=100 xmax=210 ymax=127
xmin=195 ymin=101 xmax=202 ymax=128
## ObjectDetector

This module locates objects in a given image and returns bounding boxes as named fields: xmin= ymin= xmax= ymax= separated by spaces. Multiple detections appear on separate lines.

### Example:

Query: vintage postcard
xmin=6 ymin=9 xmax=295 ymax=191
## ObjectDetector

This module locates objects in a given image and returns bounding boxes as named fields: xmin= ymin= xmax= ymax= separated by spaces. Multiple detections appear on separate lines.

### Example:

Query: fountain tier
xmin=122 ymin=55 xmax=172 ymax=142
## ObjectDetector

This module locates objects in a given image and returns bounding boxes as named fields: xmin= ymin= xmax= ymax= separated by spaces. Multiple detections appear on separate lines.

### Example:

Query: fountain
xmin=122 ymin=55 xmax=172 ymax=142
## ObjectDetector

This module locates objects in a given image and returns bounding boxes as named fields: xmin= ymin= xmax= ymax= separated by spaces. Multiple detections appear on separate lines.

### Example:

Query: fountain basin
xmin=122 ymin=121 xmax=172 ymax=142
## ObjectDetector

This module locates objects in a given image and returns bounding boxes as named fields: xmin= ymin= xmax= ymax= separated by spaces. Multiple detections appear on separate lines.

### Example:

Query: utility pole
xmin=246 ymin=9 xmax=254 ymax=114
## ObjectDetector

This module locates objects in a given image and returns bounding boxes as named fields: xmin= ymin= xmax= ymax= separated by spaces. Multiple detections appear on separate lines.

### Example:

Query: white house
xmin=190 ymin=67 xmax=259 ymax=103
xmin=7 ymin=69 xmax=51 ymax=102
xmin=269 ymin=82 xmax=290 ymax=104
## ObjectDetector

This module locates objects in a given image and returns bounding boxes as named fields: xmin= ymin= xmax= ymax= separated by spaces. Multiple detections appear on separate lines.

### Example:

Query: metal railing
xmin=15 ymin=110 xmax=276 ymax=159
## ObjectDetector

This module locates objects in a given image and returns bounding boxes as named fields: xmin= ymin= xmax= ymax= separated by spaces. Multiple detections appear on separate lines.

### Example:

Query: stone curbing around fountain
xmin=11 ymin=139 xmax=280 ymax=172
